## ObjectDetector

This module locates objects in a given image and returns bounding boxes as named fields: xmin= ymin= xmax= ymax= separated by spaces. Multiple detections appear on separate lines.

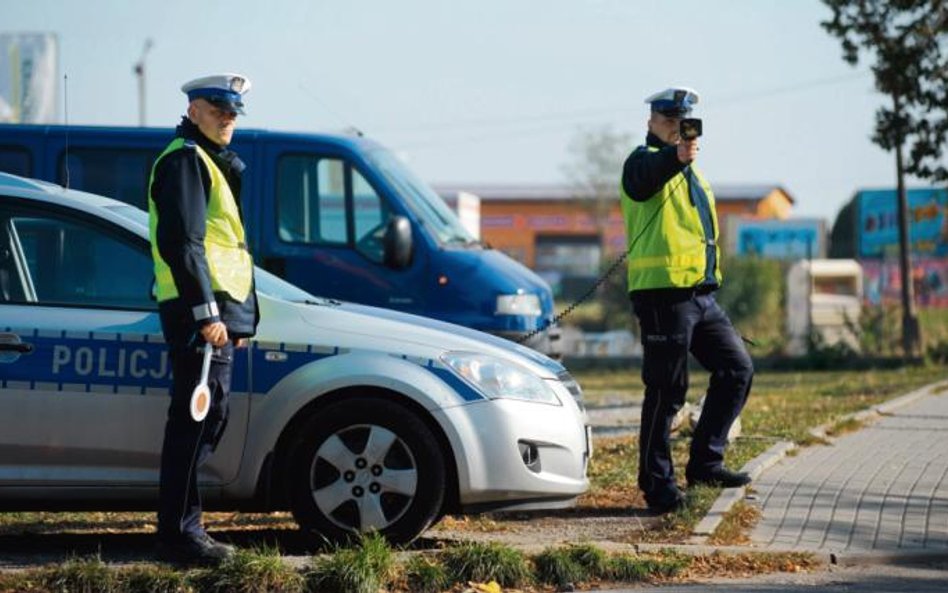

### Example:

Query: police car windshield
xmin=365 ymin=148 xmax=477 ymax=246
xmin=110 ymin=205 xmax=150 ymax=227
xmin=106 ymin=205 xmax=328 ymax=305
xmin=254 ymin=267 xmax=331 ymax=304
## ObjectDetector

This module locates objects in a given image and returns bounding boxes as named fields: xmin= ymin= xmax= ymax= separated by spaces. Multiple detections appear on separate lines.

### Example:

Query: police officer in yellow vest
xmin=620 ymin=87 xmax=753 ymax=514
xmin=149 ymin=73 xmax=258 ymax=563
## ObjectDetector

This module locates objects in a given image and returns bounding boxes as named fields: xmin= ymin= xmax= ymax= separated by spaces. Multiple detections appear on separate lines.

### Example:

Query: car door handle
xmin=0 ymin=334 xmax=34 ymax=360
xmin=0 ymin=341 xmax=33 ymax=354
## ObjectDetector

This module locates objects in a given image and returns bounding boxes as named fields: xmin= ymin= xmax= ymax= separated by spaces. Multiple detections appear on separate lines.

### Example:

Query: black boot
xmin=156 ymin=533 xmax=236 ymax=565
xmin=686 ymin=467 xmax=751 ymax=488
xmin=645 ymin=487 xmax=688 ymax=514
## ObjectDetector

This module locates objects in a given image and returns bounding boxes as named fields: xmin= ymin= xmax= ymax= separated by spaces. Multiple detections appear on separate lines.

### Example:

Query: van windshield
xmin=365 ymin=148 xmax=477 ymax=246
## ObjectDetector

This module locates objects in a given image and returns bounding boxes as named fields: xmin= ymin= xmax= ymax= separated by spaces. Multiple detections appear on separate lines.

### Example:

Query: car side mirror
xmin=383 ymin=215 xmax=413 ymax=269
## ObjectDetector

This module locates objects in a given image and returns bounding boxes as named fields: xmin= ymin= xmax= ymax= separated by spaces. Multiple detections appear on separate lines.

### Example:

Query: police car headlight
xmin=441 ymin=352 xmax=561 ymax=405
xmin=496 ymin=293 xmax=541 ymax=316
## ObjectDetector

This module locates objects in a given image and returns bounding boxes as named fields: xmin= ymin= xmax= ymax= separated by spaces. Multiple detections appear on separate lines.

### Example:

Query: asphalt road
xmin=590 ymin=560 xmax=948 ymax=593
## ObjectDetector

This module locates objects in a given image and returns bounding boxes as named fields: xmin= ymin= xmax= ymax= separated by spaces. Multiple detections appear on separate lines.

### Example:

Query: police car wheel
xmin=288 ymin=397 xmax=446 ymax=545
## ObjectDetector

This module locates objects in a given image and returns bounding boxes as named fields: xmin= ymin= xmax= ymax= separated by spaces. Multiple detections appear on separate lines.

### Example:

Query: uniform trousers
xmin=631 ymin=291 xmax=753 ymax=506
xmin=157 ymin=341 xmax=233 ymax=542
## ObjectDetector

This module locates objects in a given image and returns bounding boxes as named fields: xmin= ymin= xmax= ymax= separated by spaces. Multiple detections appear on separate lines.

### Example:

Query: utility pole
xmin=133 ymin=38 xmax=153 ymax=127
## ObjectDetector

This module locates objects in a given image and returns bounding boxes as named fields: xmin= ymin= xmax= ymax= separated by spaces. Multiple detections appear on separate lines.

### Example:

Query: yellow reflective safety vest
xmin=620 ymin=147 xmax=723 ymax=293
xmin=148 ymin=138 xmax=254 ymax=303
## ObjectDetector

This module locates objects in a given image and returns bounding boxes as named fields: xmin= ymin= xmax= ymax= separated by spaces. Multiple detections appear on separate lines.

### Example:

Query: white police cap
xmin=644 ymin=86 xmax=699 ymax=117
xmin=181 ymin=73 xmax=251 ymax=115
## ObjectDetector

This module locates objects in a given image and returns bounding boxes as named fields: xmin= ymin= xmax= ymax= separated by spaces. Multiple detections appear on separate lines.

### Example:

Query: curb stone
xmin=688 ymin=378 xmax=948 ymax=546
xmin=640 ymin=543 xmax=946 ymax=569
xmin=688 ymin=440 xmax=795 ymax=543
xmin=874 ymin=379 xmax=948 ymax=413
xmin=826 ymin=548 xmax=948 ymax=567
xmin=807 ymin=378 xmax=948 ymax=442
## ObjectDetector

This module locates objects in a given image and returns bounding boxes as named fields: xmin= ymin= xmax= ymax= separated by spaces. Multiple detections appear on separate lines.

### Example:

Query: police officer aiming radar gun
xmin=679 ymin=116 xmax=702 ymax=141
xmin=619 ymin=86 xmax=754 ymax=515
xmin=149 ymin=73 xmax=259 ymax=565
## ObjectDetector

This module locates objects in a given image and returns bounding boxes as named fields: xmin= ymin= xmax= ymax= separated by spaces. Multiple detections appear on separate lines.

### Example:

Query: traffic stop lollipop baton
xmin=189 ymin=342 xmax=213 ymax=422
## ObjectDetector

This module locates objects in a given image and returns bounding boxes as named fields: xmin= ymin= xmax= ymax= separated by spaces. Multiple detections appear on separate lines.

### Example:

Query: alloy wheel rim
xmin=310 ymin=424 xmax=419 ymax=532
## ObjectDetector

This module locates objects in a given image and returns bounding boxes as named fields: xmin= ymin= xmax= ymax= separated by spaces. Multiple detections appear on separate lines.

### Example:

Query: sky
xmin=2 ymin=0 xmax=929 ymax=223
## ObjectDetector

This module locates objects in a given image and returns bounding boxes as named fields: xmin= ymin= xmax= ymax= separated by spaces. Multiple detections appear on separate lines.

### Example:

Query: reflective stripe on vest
xmin=148 ymin=138 xmax=254 ymax=303
xmin=619 ymin=146 xmax=723 ymax=292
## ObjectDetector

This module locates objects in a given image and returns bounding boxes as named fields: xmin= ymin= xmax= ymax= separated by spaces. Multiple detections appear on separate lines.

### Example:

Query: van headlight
xmin=441 ymin=352 xmax=561 ymax=405
xmin=496 ymin=293 xmax=541 ymax=316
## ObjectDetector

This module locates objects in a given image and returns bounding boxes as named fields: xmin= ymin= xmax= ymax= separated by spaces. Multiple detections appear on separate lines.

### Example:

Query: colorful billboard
xmin=730 ymin=218 xmax=825 ymax=259
xmin=857 ymin=188 xmax=948 ymax=259
xmin=861 ymin=257 xmax=948 ymax=308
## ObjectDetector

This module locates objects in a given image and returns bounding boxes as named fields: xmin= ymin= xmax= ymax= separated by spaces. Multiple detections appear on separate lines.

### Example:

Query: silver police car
xmin=0 ymin=173 xmax=589 ymax=544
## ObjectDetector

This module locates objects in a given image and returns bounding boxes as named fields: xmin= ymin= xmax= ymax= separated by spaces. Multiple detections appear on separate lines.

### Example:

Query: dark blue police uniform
xmin=621 ymin=88 xmax=754 ymax=513
xmin=151 ymin=116 xmax=258 ymax=548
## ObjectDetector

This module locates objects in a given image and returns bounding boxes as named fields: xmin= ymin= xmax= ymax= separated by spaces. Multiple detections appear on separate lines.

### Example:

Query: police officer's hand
xmin=677 ymin=139 xmax=699 ymax=164
xmin=200 ymin=321 xmax=229 ymax=347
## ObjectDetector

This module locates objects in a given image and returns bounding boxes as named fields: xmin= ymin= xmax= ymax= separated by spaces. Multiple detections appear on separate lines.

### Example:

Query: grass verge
xmin=308 ymin=532 xmax=395 ymax=593
xmin=824 ymin=416 xmax=867 ymax=438
xmin=685 ymin=550 xmax=819 ymax=579
xmin=42 ymin=555 xmax=117 ymax=593
xmin=401 ymin=554 xmax=449 ymax=593
xmin=439 ymin=540 xmax=533 ymax=589
xmin=533 ymin=543 xmax=608 ymax=587
xmin=0 ymin=541 xmax=818 ymax=593
xmin=708 ymin=500 xmax=762 ymax=546
xmin=199 ymin=545 xmax=304 ymax=593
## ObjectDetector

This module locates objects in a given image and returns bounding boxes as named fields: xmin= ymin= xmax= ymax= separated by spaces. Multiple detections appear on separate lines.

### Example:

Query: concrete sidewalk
xmin=750 ymin=385 xmax=948 ymax=555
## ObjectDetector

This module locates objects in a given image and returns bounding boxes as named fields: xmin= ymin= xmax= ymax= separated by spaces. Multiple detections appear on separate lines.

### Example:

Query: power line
xmin=389 ymin=121 xmax=575 ymax=151
xmin=376 ymin=103 xmax=637 ymax=133
xmin=378 ymin=70 xmax=873 ymax=147
xmin=298 ymin=82 xmax=357 ymax=131
xmin=712 ymin=70 xmax=872 ymax=105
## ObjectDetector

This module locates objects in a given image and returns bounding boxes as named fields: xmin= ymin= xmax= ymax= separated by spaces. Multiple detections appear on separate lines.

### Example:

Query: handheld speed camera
xmin=680 ymin=118 xmax=703 ymax=141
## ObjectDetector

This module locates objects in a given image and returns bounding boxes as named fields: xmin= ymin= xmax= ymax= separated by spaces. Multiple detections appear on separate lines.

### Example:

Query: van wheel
xmin=288 ymin=397 xmax=446 ymax=545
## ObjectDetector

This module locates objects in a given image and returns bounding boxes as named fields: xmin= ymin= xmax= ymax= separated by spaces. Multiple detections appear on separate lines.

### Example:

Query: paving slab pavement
xmin=750 ymin=386 xmax=948 ymax=555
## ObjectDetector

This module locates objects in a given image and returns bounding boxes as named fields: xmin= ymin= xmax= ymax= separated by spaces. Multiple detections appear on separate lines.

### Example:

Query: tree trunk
xmin=893 ymin=92 xmax=922 ymax=359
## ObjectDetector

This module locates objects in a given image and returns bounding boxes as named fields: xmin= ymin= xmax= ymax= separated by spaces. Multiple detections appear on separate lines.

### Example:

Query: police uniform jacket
xmin=621 ymin=131 xmax=720 ymax=300
xmin=150 ymin=117 xmax=259 ymax=346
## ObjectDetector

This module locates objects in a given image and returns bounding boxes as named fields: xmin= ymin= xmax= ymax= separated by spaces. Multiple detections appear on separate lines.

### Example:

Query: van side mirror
xmin=383 ymin=215 xmax=413 ymax=269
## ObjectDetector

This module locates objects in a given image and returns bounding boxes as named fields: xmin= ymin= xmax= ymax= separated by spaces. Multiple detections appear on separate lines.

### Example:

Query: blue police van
xmin=0 ymin=124 xmax=559 ymax=356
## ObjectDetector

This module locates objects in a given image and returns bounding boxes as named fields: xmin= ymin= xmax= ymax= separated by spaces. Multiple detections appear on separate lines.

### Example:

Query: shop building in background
xmin=436 ymin=182 xmax=795 ymax=298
